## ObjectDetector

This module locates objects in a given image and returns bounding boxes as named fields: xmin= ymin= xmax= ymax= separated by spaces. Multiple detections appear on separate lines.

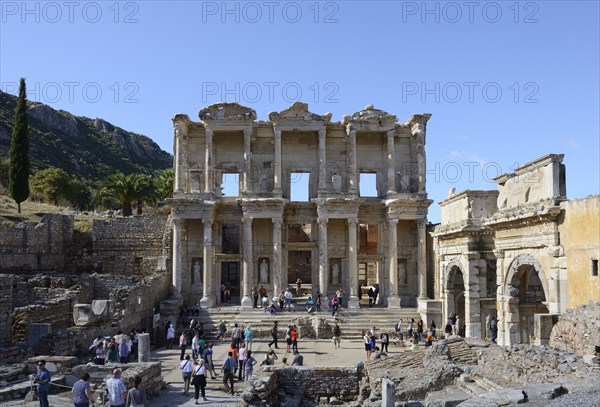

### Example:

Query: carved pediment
xmin=342 ymin=105 xmax=397 ymax=125
xmin=268 ymin=102 xmax=332 ymax=125
xmin=199 ymin=103 xmax=256 ymax=122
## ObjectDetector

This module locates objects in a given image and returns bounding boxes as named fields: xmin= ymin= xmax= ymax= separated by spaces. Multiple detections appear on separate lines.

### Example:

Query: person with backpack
xmin=192 ymin=359 xmax=208 ymax=402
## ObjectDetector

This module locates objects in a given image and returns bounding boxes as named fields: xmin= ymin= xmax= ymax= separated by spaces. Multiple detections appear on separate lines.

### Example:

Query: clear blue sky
xmin=1 ymin=0 xmax=598 ymax=222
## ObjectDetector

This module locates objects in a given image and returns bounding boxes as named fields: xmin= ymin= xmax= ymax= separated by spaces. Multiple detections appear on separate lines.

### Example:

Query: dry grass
xmin=0 ymin=195 xmax=71 ymax=225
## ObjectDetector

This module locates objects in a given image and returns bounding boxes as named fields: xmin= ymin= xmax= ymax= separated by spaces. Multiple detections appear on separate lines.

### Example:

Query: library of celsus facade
xmin=169 ymin=102 xmax=433 ymax=310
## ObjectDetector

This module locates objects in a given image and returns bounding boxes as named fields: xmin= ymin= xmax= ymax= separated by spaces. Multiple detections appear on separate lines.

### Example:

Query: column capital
xmin=272 ymin=217 xmax=283 ymax=225
xmin=201 ymin=218 xmax=213 ymax=225
xmin=205 ymin=128 xmax=213 ymax=137
xmin=387 ymin=218 xmax=399 ymax=225
xmin=318 ymin=127 xmax=326 ymax=137
xmin=387 ymin=129 xmax=395 ymax=137
xmin=417 ymin=218 xmax=427 ymax=228
xmin=273 ymin=128 xmax=282 ymax=137
xmin=173 ymin=217 xmax=184 ymax=227
xmin=243 ymin=127 xmax=252 ymax=137
xmin=241 ymin=216 xmax=254 ymax=223
xmin=317 ymin=217 xmax=329 ymax=225
xmin=346 ymin=218 xmax=358 ymax=226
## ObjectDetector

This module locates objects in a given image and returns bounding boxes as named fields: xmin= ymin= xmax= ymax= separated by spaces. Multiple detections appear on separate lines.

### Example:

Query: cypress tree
xmin=8 ymin=78 xmax=30 ymax=213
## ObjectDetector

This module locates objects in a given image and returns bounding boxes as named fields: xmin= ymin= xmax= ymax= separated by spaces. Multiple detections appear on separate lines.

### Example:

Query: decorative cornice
xmin=485 ymin=204 xmax=562 ymax=230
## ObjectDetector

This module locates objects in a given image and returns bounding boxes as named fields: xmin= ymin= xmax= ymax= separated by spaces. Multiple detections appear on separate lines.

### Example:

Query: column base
xmin=199 ymin=296 xmax=215 ymax=309
xmin=240 ymin=296 xmax=253 ymax=309
xmin=387 ymin=295 xmax=401 ymax=308
xmin=347 ymin=297 xmax=360 ymax=309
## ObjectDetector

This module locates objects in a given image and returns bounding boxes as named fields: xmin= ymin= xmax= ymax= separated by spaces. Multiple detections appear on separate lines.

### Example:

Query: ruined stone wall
xmin=0 ymin=275 xmax=14 ymax=345
xmin=558 ymin=196 xmax=600 ymax=308
xmin=549 ymin=301 xmax=600 ymax=356
xmin=0 ymin=214 xmax=74 ymax=272
xmin=92 ymin=214 xmax=169 ymax=275
xmin=275 ymin=366 xmax=362 ymax=402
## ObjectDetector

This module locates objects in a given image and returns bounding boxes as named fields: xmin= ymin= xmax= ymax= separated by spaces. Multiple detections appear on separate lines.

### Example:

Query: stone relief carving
xmin=268 ymin=101 xmax=332 ymax=124
xmin=343 ymin=104 xmax=397 ymax=124
xmin=199 ymin=102 xmax=257 ymax=121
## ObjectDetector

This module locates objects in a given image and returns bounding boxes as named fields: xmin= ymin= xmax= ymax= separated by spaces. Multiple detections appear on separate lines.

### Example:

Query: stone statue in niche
xmin=259 ymin=259 xmax=270 ymax=283
xmin=259 ymin=170 xmax=268 ymax=192
xmin=331 ymin=263 xmax=340 ymax=284
xmin=332 ymin=173 xmax=342 ymax=193
xmin=192 ymin=258 xmax=202 ymax=284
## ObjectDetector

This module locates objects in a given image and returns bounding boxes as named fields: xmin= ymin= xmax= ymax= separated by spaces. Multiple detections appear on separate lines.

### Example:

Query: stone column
xmin=387 ymin=219 xmax=400 ymax=307
xmin=387 ymin=129 xmax=396 ymax=194
xmin=137 ymin=332 xmax=150 ymax=362
xmin=417 ymin=219 xmax=428 ymax=300
xmin=347 ymin=218 xmax=359 ymax=308
xmin=273 ymin=129 xmax=282 ymax=196
xmin=464 ymin=252 xmax=481 ymax=338
xmin=200 ymin=219 xmax=214 ymax=308
xmin=318 ymin=128 xmax=327 ymax=193
xmin=346 ymin=127 xmax=357 ymax=194
xmin=271 ymin=218 xmax=283 ymax=303
xmin=174 ymin=123 xmax=184 ymax=192
xmin=172 ymin=218 xmax=183 ymax=297
xmin=412 ymin=122 xmax=426 ymax=193
xmin=204 ymin=128 xmax=213 ymax=194
xmin=243 ymin=127 xmax=252 ymax=193
xmin=241 ymin=217 xmax=253 ymax=308
xmin=318 ymin=218 xmax=329 ymax=304
xmin=381 ymin=378 xmax=396 ymax=407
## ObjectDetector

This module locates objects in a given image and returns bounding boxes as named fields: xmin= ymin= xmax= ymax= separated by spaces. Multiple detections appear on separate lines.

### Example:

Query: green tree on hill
xmin=8 ymin=78 xmax=30 ymax=213
xmin=94 ymin=172 xmax=154 ymax=216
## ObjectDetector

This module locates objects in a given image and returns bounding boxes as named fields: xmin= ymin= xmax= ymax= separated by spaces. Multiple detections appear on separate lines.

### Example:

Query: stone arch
xmin=503 ymin=253 xmax=550 ymax=344
xmin=444 ymin=258 xmax=466 ymax=334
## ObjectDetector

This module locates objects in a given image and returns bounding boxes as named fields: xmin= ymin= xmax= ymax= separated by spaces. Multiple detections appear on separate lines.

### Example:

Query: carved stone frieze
xmin=199 ymin=102 xmax=257 ymax=122
xmin=268 ymin=102 xmax=332 ymax=126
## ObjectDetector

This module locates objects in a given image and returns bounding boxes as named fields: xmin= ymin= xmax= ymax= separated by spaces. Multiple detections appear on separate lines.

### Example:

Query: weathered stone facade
xmin=169 ymin=102 xmax=432 ymax=310
xmin=434 ymin=154 xmax=600 ymax=346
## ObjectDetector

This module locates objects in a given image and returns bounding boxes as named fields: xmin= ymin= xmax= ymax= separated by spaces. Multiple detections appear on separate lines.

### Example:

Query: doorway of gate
xmin=221 ymin=261 xmax=241 ymax=305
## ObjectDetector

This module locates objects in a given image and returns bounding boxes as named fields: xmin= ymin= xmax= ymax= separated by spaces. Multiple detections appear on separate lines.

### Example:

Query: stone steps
xmin=179 ymin=306 xmax=422 ymax=341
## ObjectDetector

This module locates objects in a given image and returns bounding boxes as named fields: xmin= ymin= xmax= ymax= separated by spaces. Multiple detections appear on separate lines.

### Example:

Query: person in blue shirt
xmin=34 ymin=360 xmax=51 ymax=407
xmin=221 ymin=352 xmax=237 ymax=395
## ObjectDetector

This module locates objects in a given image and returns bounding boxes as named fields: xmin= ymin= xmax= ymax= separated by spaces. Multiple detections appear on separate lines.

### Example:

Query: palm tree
xmin=94 ymin=172 xmax=153 ymax=216
xmin=154 ymin=169 xmax=174 ymax=201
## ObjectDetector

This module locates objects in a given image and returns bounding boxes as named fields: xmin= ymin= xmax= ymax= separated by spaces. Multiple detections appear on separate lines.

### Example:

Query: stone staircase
xmin=179 ymin=301 xmax=422 ymax=342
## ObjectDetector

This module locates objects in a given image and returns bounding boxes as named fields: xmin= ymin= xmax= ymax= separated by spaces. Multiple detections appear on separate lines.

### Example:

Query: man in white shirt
xmin=192 ymin=332 xmax=200 ymax=359
xmin=179 ymin=355 xmax=193 ymax=396
xmin=284 ymin=289 xmax=293 ymax=311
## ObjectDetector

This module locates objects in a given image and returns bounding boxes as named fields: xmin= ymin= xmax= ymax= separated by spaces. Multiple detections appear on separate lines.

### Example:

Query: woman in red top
xmin=290 ymin=326 xmax=299 ymax=353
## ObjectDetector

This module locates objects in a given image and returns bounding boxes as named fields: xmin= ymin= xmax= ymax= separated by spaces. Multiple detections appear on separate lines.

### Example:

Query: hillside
xmin=0 ymin=90 xmax=172 ymax=182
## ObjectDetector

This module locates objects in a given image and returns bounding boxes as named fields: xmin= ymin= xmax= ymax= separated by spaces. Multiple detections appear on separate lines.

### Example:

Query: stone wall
xmin=558 ymin=196 xmax=600 ymax=308
xmin=0 ymin=214 xmax=73 ymax=272
xmin=92 ymin=214 xmax=169 ymax=276
xmin=0 ymin=275 xmax=13 ymax=345
xmin=549 ymin=301 xmax=600 ymax=356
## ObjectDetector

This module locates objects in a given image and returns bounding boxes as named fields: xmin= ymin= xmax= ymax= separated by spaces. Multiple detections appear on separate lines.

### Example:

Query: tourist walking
xmin=106 ymin=368 xmax=127 ymax=407
xmin=244 ymin=326 xmax=254 ymax=351
xmin=217 ymin=320 xmax=226 ymax=344
xmin=395 ymin=319 xmax=404 ymax=343
xmin=72 ymin=372 xmax=93 ymax=407
xmin=253 ymin=286 xmax=259 ymax=308
xmin=166 ymin=323 xmax=175 ymax=349
xmin=290 ymin=326 xmax=299 ymax=353
xmin=179 ymin=332 xmax=187 ymax=360
xmin=444 ymin=320 xmax=453 ymax=339
xmin=118 ymin=341 xmax=129 ymax=364
xmin=368 ymin=287 xmax=374 ymax=307
xmin=296 ymin=278 xmax=302 ymax=296
xmin=180 ymin=355 xmax=193 ymax=396
xmin=202 ymin=343 xmax=216 ymax=379
xmin=221 ymin=352 xmax=237 ymax=395
xmin=430 ymin=320 xmax=437 ymax=338
xmin=126 ymin=375 xmax=147 ymax=407
xmin=193 ymin=359 xmax=208 ymax=403
xmin=286 ymin=325 xmax=293 ymax=353
xmin=278 ymin=291 xmax=285 ymax=310
xmin=417 ymin=319 xmax=424 ymax=341
xmin=231 ymin=324 xmax=242 ymax=348
xmin=331 ymin=295 xmax=339 ymax=316
xmin=244 ymin=351 xmax=257 ymax=384
xmin=380 ymin=331 xmax=389 ymax=353
xmin=337 ymin=288 xmax=344 ymax=308
xmin=407 ymin=319 xmax=414 ymax=338
xmin=363 ymin=331 xmax=372 ymax=361
xmin=332 ymin=323 xmax=341 ymax=349
xmin=238 ymin=343 xmax=247 ymax=381
xmin=107 ymin=344 xmax=118 ymax=363
xmin=316 ymin=293 xmax=322 ymax=311
xmin=34 ymin=360 xmax=51 ymax=407
xmin=455 ymin=316 xmax=461 ymax=337
xmin=268 ymin=321 xmax=279 ymax=349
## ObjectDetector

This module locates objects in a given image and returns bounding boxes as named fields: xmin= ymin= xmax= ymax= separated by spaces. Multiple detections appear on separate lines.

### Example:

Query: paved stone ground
xmin=150 ymin=337 xmax=401 ymax=406
xmin=6 ymin=337 xmax=401 ymax=406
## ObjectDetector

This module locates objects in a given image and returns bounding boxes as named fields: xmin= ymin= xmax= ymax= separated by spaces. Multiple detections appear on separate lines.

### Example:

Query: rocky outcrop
xmin=549 ymin=301 xmax=600 ymax=356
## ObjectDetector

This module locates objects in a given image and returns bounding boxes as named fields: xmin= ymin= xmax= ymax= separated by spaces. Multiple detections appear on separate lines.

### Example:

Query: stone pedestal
xmin=347 ymin=298 xmax=360 ymax=309
xmin=138 ymin=333 xmax=150 ymax=362
xmin=381 ymin=378 xmax=395 ymax=407
xmin=388 ymin=296 xmax=401 ymax=308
